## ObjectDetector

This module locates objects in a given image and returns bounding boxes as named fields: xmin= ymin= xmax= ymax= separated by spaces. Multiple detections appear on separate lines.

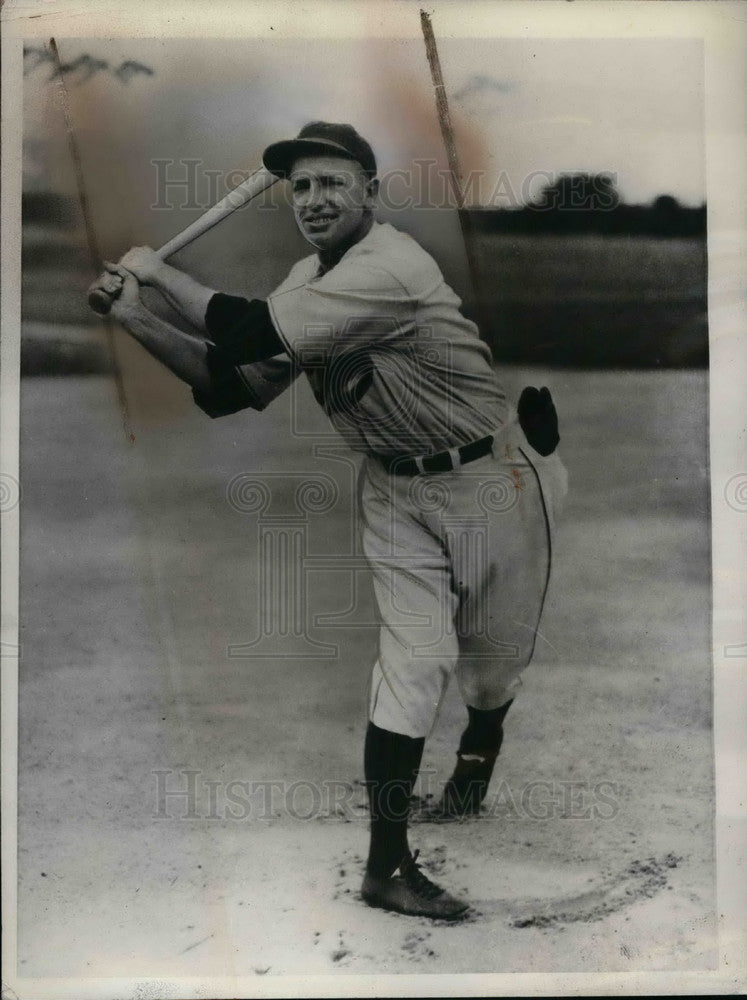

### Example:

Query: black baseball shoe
xmin=361 ymin=850 xmax=469 ymax=920
xmin=436 ymin=751 xmax=499 ymax=817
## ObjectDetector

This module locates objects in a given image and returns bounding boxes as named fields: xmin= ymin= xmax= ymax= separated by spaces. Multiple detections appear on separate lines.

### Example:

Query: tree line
xmin=469 ymin=175 xmax=705 ymax=237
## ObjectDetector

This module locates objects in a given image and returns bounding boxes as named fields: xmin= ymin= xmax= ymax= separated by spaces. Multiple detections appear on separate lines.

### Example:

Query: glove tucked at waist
xmin=518 ymin=385 xmax=560 ymax=456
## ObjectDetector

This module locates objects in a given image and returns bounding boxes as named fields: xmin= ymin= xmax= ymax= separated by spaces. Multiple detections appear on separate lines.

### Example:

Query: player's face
xmin=289 ymin=155 xmax=377 ymax=252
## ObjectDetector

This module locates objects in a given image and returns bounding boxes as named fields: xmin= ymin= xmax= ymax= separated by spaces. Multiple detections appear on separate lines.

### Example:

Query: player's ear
xmin=364 ymin=176 xmax=379 ymax=206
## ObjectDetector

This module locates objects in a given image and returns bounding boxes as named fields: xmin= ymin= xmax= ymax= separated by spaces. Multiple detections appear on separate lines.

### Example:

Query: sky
xmin=24 ymin=35 xmax=705 ymax=210
xmin=21 ymin=35 xmax=705 ymax=296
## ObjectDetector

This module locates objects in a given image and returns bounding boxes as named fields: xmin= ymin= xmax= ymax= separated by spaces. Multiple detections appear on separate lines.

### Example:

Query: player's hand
xmin=117 ymin=246 xmax=163 ymax=285
xmin=91 ymin=269 xmax=124 ymax=298
xmin=105 ymin=263 xmax=141 ymax=320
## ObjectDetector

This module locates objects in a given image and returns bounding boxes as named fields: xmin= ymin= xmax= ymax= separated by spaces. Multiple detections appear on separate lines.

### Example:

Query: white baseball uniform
xmin=197 ymin=220 xmax=568 ymax=737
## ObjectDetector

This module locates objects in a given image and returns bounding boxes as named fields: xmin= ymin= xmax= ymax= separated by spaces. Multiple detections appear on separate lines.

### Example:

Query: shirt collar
xmin=314 ymin=219 xmax=382 ymax=277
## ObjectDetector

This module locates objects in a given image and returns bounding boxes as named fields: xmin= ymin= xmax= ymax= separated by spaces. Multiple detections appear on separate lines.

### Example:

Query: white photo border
xmin=2 ymin=1 xmax=745 ymax=996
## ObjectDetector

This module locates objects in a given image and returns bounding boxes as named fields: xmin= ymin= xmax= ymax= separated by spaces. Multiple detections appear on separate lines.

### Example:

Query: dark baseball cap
xmin=262 ymin=121 xmax=377 ymax=179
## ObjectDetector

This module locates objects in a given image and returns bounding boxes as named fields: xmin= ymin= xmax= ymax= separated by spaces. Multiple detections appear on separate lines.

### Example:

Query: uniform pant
xmin=360 ymin=414 xmax=568 ymax=738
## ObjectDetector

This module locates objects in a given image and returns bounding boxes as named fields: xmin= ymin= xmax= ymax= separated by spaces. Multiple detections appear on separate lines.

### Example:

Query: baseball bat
xmin=88 ymin=165 xmax=280 ymax=315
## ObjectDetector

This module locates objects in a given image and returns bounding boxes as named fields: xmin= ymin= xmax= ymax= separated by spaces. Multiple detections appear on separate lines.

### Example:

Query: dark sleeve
xmin=192 ymin=367 xmax=263 ymax=419
xmin=204 ymin=294 xmax=284 ymax=367
xmin=192 ymin=294 xmax=285 ymax=419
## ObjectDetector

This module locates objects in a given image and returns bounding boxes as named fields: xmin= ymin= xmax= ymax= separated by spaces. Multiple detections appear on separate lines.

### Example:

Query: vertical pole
xmin=419 ymin=10 xmax=491 ymax=340
xmin=48 ymin=38 xmax=133 ymax=443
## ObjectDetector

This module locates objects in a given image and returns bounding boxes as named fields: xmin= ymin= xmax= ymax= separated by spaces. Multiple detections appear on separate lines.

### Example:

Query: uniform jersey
xmin=196 ymin=221 xmax=509 ymax=457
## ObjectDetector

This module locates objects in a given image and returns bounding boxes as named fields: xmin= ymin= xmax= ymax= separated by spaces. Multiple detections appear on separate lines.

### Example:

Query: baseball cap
xmin=262 ymin=122 xmax=377 ymax=179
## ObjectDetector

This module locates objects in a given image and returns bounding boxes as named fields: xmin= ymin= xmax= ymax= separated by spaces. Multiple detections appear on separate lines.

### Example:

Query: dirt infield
xmin=17 ymin=358 xmax=714 ymax=976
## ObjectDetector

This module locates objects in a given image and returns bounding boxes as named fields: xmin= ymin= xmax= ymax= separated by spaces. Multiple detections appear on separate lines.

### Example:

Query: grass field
xmin=22 ymin=206 xmax=706 ymax=370
xmin=15 ymin=349 xmax=714 ymax=977
xmin=469 ymin=234 xmax=707 ymax=367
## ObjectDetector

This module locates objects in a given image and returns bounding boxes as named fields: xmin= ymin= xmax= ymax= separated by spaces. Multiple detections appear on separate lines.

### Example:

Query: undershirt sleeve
xmin=204 ymin=294 xmax=285 ymax=367
xmin=192 ymin=293 xmax=287 ymax=418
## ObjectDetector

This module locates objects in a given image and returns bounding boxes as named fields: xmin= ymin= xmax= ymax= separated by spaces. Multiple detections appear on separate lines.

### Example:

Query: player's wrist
xmin=111 ymin=298 xmax=142 ymax=326
xmin=147 ymin=260 xmax=172 ymax=290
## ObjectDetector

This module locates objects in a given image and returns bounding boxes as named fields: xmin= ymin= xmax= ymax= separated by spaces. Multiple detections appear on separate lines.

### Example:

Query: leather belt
xmin=378 ymin=435 xmax=494 ymax=477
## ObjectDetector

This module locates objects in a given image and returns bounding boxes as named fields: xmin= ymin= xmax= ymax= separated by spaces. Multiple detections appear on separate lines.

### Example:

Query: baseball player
xmin=96 ymin=122 xmax=567 ymax=920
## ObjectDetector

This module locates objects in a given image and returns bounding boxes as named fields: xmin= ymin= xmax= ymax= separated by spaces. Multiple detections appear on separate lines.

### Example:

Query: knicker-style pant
xmin=360 ymin=414 xmax=568 ymax=738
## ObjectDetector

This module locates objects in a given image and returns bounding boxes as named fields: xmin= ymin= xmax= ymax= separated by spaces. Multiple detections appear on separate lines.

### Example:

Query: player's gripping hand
xmin=103 ymin=263 xmax=141 ymax=322
xmin=518 ymin=385 xmax=560 ymax=456
xmin=88 ymin=267 xmax=124 ymax=302
xmin=117 ymin=246 xmax=163 ymax=285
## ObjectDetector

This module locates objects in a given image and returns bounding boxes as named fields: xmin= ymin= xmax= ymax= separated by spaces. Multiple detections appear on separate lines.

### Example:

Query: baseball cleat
xmin=361 ymin=850 xmax=469 ymax=919
xmin=436 ymin=752 xmax=499 ymax=817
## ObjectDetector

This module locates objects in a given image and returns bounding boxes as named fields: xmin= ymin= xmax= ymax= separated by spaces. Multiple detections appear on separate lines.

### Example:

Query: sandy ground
xmin=15 ymin=346 xmax=715 ymax=978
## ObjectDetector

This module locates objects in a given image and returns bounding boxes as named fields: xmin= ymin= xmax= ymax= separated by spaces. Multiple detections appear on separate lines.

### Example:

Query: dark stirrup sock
xmin=458 ymin=699 xmax=514 ymax=758
xmin=440 ymin=700 xmax=515 ymax=815
xmin=364 ymin=722 xmax=425 ymax=879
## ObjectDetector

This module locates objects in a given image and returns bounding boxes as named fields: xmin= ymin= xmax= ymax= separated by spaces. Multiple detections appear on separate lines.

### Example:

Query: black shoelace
xmin=399 ymin=850 xmax=443 ymax=900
